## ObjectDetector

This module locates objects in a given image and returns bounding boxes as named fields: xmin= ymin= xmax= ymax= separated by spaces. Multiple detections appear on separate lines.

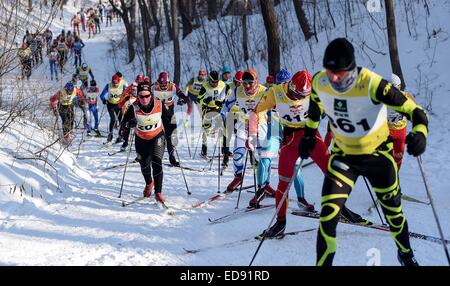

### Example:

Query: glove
xmin=52 ymin=108 xmax=58 ymax=116
xmin=245 ymin=135 xmax=257 ymax=151
xmin=102 ymin=99 xmax=107 ymax=105
xmin=405 ymin=132 xmax=426 ymax=157
xmin=126 ymin=118 xmax=137 ymax=129
xmin=203 ymin=97 xmax=212 ymax=105
xmin=177 ymin=98 xmax=186 ymax=106
xmin=299 ymin=134 xmax=316 ymax=160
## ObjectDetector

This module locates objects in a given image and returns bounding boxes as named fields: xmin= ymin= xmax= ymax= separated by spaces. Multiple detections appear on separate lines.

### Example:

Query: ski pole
xmin=208 ymin=132 xmax=220 ymax=171
xmin=175 ymin=147 xmax=191 ymax=195
xmin=193 ymin=129 xmax=202 ymax=159
xmin=181 ymin=105 xmax=192 ymax=158
xmin=251 ymin=150 xmax=258 ymax=194
xmin=118 ymin=129 xmax=134 ymax=198
xmin=235 ymin=150 xmax=249 ymax=209
xmin=249 ymin=159 xmax=303 ymax=266
xmin=363 ymin=176 xmax=386 ymax=226
xmin=417 ymin=156 xmax=450 ymax=265
xmin=218 ymin=130 xmax=221 ymax=193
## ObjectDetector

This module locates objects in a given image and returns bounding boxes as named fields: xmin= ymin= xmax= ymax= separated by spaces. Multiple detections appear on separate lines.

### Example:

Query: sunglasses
xmin=242 ymin=80 xmax=254 ymax=86
xmin=138 ymin=91 xmax=151 ymax=98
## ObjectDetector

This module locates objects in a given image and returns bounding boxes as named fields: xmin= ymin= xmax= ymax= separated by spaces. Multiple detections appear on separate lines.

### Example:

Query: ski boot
xmin=143 ymin=181 xmax=154 ymax=198
xmin=397 ymin=250 xmax=419 ymax=266
xmin=263 ymin=184 xmax=276 ymax=197
xmin=249 ymin=186 xmax=265 ymax=208
xmin=155 ymin=192 xmax=165 ymax=204
xmin=200 ymin=144 xmax=208 ymax=159
xmin=169 ymin=155 xmax=180 ymax=167
xmin=340 ymin=206 xmax=369 ymax=224
xmin=86 ymin=130 xmax=92 ymax=137
xmin=262 ymin=219 xmax=286 ymax=238
xmin=297 ymin=197 xmax=315 ymax=212
xmin=115 ymin=137 xmax=123 ymax=144
xmin=107 ymin=132 xmax=113 ymax=143
xmin=94 ymin=129 xmax=102 ymax=137
xmin=225 ymin=174 xmax=243 ymax=193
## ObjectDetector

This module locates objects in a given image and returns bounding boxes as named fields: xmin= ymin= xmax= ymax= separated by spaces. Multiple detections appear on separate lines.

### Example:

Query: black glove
xmin=126 ymin=118 xmax=137 ymax=129
xmin=102 ymin=99 xmax=107 ymax=105
xmin=203 ymin=97 xmax=212 ymax=104
xmin=405 ymin=132 xmax=426 ymax=157
xmin=177 ymin=98 xmax=186 ymax=106
xmin=299 ymin=129 xmax=317 ymax=160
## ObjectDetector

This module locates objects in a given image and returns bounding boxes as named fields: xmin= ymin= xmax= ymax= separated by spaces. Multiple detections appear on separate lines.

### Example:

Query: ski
xmin=401 ymin=194 xmax=430 ymax=205
xmin=156 ymin=201 xmax=176 ymax=215
xmin=192 ymin=185 xmax=256 ymax=209
xmin=162 ymin=163 xmax=203 ymax=172
xmin=108 ymin=149 xmax=125 ymax=156
xmin=122 ymin=196 xmax=150 ymax=207
xmin=254 ymin=227 xmax=317 ymax=241
xmin=291 ymin=210 xmax=450 ymax=245
xmin=102 ymin=159 xmax=139 ymax=171
xmin=183 ymin=227 xmax=316 ymax=254
xmin=208 ymin=204 xmax=275 ymax=224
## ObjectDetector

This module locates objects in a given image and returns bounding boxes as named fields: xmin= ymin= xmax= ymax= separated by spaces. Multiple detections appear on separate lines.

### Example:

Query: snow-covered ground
xmin=0 ymin=0 xmax=449 ymax=266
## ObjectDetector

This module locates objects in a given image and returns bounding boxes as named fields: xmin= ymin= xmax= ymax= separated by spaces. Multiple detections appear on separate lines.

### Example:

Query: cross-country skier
xmin=151 ymin=72 xmax=189 ymax=167
xmin=120 ymin=82 xmax=172 ymax=204
xmin=302 ymin=38 xmax=427 ymax=266
xmin=99 ymin=74 xmax=128 ymax=143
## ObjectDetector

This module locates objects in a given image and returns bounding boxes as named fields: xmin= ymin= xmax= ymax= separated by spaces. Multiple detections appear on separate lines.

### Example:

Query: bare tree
xmin=207 ymin=0 xmax=217 ymax=20
xmin=242 ymin=0 xmax=249 ymax=64
xmin=148 ymin=0 xmax=162 ymax=46
xmin=163 ymin=0 xmax=173 ymax=41
xmin=259 ymin=0 xmax=280 ymax=75
xmin=138 ymin=0 xmax=151 ymax=76
xmin=178 ymin=0 xmax=193 ymax=39
xmin=109 ymin=0 xmax=136 ymax=63
xmin=385 ymin=0 xmax=405 ymax=88
xmin=171 ymin=0 xmax=180 ymax=85
xmin=292 ymin=0 xmax=313 ymax=41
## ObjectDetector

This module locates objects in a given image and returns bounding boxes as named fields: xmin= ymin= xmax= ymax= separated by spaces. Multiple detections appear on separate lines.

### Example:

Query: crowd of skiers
xmin=17 ymin=3 xmax=120 ymax=81
xmin=48 ymin=37 xmax=428 ymax=267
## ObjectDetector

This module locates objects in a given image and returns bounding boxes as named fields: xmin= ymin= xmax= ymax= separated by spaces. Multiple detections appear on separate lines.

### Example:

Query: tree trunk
xmin=259 ymin=0 xmax=280 ymax=76
xmin=149 ymin=0 xmax=162 ymax=46
xmin=385 ymin=0 xmax=405 ymax=89
xmin=171 ymin=0 xmax=181 ymax=85
xmin=242 ymin=0 xmax=249 ymax=63
xmin=109 ymin=0 xmax=136 ymax=63
xmin=292 ymin=0 xmax=313 ymax=41
xmin=28 ymin=0 xmax=33 ymax=12
xmin=163 ymin=0 xmax=173 ymax=41
xmin=178 ymin=0 xmax=193 ymax=39
xmin=138 ymin=0 xmax=152 ymax=77
xmin=207 ymin=0 xmax=217 ymax=20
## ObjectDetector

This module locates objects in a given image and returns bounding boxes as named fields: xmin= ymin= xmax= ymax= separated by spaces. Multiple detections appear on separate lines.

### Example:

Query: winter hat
xmin=242 ymin=69 xmax=258 ymax=81
xmin=323 ymin=38 xmax=356 ymax=71
xmin=276 ymin=68 xmax=292 ymax=84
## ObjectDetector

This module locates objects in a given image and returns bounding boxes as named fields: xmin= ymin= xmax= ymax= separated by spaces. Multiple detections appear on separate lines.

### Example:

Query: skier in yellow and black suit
xmin=300 ymin=38 xmax=428 ymax=266
xmin=196 ymin=70 xmax=227 ymax=158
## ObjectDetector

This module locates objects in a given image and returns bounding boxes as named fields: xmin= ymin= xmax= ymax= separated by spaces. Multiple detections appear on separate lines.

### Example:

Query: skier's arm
xmin=220 ymin=87 xmax=237 ymax=117
xmin=305 ymin=73 xmax=325 ymax=135
xmin=99 ymin=84 xmax=109 ymax=103
xmin=120 ymin=103 xmax=135 ymax=130
xmin=174 ymin=83 xmax=188 ymax=101
xmin=196 ymin=87 xmax=206 ymax=104
xmin=49 ymin=91 xmax=61 ymax=109
xmin=370 ymin=76 xmax=428 ymax=137
xmin=185 ymin=78 xmax=194 ymax=94
xmin=248 ymin=88 xmax=276 ymax=136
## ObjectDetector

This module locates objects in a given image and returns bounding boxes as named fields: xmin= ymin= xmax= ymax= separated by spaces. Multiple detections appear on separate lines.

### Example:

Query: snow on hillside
xmin=0 ymin=0 xmax=449 ymax=266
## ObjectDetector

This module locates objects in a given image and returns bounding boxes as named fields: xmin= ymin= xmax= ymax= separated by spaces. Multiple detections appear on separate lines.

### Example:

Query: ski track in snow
xmin=0 ymin=0 xmax=449 ymax=266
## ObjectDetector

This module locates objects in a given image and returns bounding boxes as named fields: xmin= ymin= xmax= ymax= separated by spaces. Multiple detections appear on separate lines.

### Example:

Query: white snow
xmin=0 ymin=0 xmax=449 ymax=266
